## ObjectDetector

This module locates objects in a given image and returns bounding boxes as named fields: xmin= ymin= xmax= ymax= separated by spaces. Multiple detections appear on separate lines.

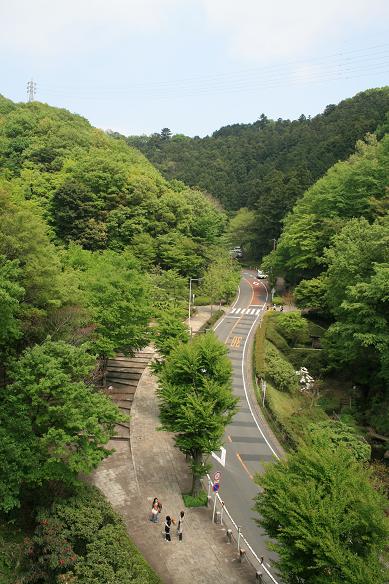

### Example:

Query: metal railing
xmin=203 ymin=474 xmax=281 ymax=584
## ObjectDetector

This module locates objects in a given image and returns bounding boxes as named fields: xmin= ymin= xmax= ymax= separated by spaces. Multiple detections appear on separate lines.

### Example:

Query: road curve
xmin=211 ymin=270 xmax=284 ymax=578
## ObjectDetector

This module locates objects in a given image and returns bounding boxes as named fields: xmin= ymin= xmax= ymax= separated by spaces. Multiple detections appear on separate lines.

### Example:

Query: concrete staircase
xmin=104 ymin=350 xmax=154 ymax=441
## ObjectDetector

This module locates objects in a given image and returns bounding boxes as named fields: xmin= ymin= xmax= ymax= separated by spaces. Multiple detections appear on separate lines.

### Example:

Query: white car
xmin=256 ymin=269 xmax=268 ymax=279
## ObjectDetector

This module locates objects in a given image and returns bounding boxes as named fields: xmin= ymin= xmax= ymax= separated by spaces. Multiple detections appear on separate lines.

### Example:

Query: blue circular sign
xmin=213 ymin=483 xmax=220 ymax=492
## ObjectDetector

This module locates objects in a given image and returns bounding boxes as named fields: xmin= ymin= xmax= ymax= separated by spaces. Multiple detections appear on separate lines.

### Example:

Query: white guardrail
xmin=203 ymin=474 xmax=281 ymax=584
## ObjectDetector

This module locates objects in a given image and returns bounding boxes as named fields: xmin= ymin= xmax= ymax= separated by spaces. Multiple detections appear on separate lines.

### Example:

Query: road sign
xmin=213 ymin=471 xmax=221 ymax=483
xmin=213 ymin=483 xmax=220 ymax=492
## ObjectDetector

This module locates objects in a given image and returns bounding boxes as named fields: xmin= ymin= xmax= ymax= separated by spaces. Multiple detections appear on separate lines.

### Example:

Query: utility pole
xmin=27 ymin=79 xmax=37 ymax=102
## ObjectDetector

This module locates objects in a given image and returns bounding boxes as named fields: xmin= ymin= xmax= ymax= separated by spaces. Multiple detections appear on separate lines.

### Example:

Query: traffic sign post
xmin=212 ymin=483 xmax=220 ymax=492
xmin=213 ymin=471 xmax=221 ymax=483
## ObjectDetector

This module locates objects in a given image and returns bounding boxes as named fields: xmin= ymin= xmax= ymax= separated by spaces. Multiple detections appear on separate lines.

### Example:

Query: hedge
xmin=264 ymin=341 xmax=299 ymax=393
xmin=20 ymin=484 xmax=161 ymax=584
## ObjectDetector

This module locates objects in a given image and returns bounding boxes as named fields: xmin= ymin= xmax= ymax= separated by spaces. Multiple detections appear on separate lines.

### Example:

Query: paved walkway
xmin=90 ymin=306 xmax=255 ymax=584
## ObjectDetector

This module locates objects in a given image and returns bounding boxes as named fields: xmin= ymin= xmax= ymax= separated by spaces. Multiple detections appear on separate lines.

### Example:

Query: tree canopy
xmin=255 ymin=442 xmax=389 ymax=584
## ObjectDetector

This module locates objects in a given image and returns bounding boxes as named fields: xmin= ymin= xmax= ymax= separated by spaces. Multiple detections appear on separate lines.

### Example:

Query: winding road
xmin=211 ymin=270 xmax=284 ymax=580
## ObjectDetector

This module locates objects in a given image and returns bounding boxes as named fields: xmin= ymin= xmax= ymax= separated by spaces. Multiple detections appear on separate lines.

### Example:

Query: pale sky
xmin=1 ymin=0 xmax=388 ymax=136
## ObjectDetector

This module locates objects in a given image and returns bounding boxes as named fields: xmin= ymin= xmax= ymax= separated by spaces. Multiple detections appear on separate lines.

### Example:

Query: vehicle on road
xmin=230 ymin=246 xmax=243 ymax=259
xmin=256 ymin=269 xmax=268 ymax=279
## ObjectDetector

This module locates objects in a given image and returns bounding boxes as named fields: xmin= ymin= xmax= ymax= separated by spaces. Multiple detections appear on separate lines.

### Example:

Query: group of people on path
xmin=150 ymin=497 xmax=185 ymax=542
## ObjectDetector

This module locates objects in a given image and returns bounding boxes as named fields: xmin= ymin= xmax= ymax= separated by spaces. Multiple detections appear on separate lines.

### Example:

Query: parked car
xmin=256 ymin=269 xmax=268 ymax=279
xmin=230 ymin=246 xmax=243 ymax=259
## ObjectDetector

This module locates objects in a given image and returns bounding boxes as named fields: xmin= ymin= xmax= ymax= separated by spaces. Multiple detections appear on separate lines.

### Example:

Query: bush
xmin=182 ymin=491 xmax=208 ymax=507
xmin=288 ymin=348 xmax=326 ymax=376
xmin=272 ymin=295 xmax=285 ymax=306
xmin=20 ymin=484 xmax=161 ymax=584
xmin=275 ymin=311 xmax=309 ymax=346
xmin=264 ymin=342 xmax=299 ymax=393
xmin=254 ymin=312 xmax=271 ymax=378
xmin=266 ymin=315 xmax=290 ymax=353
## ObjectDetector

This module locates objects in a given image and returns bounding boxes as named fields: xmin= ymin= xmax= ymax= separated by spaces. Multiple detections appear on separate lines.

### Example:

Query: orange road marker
xmin=236 ymin=452 xmax=253 ymax=480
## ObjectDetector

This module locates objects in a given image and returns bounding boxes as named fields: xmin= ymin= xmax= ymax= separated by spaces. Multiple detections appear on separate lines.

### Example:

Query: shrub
xmin=275 ymin=311 xmax=309 ymax=346
xmin=19 ymin=485 xmax=161 ymax=584
xmin=288 ymin=348 xmax=326 ymax=376
xmin=307 ymin=420 xmax=371 ymax=462
xmin=264 ymin=342 xmax=299 ymax=393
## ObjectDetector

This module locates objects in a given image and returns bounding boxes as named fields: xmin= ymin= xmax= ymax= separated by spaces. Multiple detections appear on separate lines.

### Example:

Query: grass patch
xmin=182 ymin=491 xmax=208 ymax=507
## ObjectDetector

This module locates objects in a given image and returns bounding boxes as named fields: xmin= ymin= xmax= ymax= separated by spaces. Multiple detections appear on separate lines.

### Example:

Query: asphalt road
xmin=211 ymin=270 xmax=284 ymax=582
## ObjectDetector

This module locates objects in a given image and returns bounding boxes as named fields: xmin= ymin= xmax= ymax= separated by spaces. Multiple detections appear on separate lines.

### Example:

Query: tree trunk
xmin=191 ymin=451 xmax=203 ymax=496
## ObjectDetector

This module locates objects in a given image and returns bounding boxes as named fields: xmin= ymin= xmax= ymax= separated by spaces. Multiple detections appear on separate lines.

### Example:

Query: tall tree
xmin=157 ymin=333 xmax=238 ymax=494
xmin=255 ymin=442 xmax=389 ymax=584
xmin=0 ymin=340 xmax=123 ymax=511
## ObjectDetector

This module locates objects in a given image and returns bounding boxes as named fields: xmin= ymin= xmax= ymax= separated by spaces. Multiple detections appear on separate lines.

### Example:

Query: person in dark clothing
xmin=165 ymin=516 xmax=172 ymax=541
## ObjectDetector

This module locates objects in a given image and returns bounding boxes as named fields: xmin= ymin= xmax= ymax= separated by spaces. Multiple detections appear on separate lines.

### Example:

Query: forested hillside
xmin=126 ymin=87 xmax=389 ymax=257
xmin=0 ymin=95 xmax=237 ymax=581
xmin=262 ymin=125 xmax=389 ymax=436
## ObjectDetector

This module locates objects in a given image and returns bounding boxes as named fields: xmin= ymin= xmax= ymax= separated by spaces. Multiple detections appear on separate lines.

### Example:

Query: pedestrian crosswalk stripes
xmin=229 ymin=306 xmax=263 ymax=317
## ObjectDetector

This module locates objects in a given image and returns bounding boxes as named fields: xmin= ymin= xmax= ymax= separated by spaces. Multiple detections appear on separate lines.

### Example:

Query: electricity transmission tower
xmin=27 ymin=79 xmax=37 ymax=102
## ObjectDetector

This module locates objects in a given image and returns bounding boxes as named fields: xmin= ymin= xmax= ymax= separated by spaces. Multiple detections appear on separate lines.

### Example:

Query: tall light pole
xmin=188 ymin=277 xmax=201 ymax=336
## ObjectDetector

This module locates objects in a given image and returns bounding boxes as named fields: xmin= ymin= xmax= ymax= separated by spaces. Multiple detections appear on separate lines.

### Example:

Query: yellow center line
xmin=236 ymin=453 xmax=254 ymax=481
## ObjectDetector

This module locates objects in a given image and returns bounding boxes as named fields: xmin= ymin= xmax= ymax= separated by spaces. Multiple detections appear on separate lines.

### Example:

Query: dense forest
xmin=0 ymin=95 xmax=238 ymax=582
xmin=125 ymin=88 xmax=389 ymax=257
xmin=260 ymin=126 xmax=389 ymax=436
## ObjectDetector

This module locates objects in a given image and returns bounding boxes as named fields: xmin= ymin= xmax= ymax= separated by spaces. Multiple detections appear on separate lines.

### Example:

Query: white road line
xmin=255 ymin=309 xmax=260 ymax=315
xmin=241 ymin=282 xmax=280 ymax=460
xmin=214 ymin=283 xmax=241 ymax=332
xmin=231 ymin=308 xmax=236 ymax=314
xmin=235 ymin=308 xmax=241 ymax=314
xmin=241 ymin=308 xmax=246 ymax=314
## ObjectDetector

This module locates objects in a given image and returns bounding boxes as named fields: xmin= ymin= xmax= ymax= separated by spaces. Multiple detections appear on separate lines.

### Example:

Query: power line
xmin=27 ymin=78 xmax=37 ymax=102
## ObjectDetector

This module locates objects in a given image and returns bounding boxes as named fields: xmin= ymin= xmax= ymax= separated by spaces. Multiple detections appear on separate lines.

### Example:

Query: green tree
xmin=153 ymin=312 xmax=189 ymax=358
xmin=0 ymin=256 xmax=24 ymax=348
xmin=0 ymin=340 xmax=123 ymax=510
xmin=307 ymin=420 xmax=371 ymax=462
xmin=157 ymin=333 xmax=238 ymax=494
xmin=275 ymin=311 xmax=309 ymax=346
xmin=64 ymin=246 xmax=152 ymax=357
xmin=255 ymin=442 xmax=389 ymax=584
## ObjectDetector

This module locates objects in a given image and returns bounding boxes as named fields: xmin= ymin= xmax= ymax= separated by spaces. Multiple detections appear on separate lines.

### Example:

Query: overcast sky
xmin=1 ymin=0 xmax=388 ymax=136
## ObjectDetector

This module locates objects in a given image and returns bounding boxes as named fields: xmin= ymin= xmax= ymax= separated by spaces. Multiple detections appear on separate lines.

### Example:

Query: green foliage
xmin=264 ymin=341 xmax=299 ymax=393
xmin=0 ymin=98 xmax=226 ymax=278
xmin=275 ymin=311 xmax=309 ymax=346
xmin=157 ymin=332 xmax=238 ymax=494
xmin=20 ymin=484 xmax=161 ymax=584
xmin=266 ymin=133 xmax=389 ymax=283
xmin=0 ymin=340 xmax=123 ymax=510
xmin=294 ymin=276 xmax=328 ymax=312
xmin=127 ymin=88 xmax=389 ymax=257
xmin=153 ymin=312 xmax=189 ymax=358
xmin=255 ymin=442 xmax=389 ymax=584
xmin=182 ymin=491 xmax=208 ymax=508
xmin=63 ymin=246 xmax=152 ymax=357
xmin=307 ymin=420 xmax=371 ymax=462
xmin=200 ymin=252 xmax=240 ymax=305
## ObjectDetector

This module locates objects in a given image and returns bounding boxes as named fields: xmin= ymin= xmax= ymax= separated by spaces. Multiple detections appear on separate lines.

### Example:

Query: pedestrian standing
xmin=176 ymin=511 xmax=185 ymax=541
xmin=150 ymin=499 xmax=159 ymax=523
xmin=164 ymin=516 xmax=172 ymax=541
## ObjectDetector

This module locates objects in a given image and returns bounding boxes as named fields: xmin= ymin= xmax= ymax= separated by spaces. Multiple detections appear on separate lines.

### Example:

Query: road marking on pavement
xmin=231 ymin=308 xmax=236 ymax=313
xmin=235 ymin=308 xmax=241 ymax=314
xmin=211 ymin=446 xmax=226 ymax=467
xmin=241 ymin=281 xmax=280 ymax=460
xmin=231 ymin=336 xmax=242 ymax=349
xmin=227 ymin=435 xmax=232 ymax=443
xmin=236 ymin=453 xmax=253 ymax=480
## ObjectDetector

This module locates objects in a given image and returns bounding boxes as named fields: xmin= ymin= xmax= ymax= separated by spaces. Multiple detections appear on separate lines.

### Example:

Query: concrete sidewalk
xmin=91 ymin=305 xmax=255 ymax=584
